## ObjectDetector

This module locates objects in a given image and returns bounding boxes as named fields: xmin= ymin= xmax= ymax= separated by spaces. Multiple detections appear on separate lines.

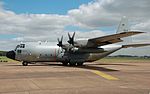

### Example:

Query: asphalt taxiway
xmin=0 ymin=61 xmax=150 ymax=94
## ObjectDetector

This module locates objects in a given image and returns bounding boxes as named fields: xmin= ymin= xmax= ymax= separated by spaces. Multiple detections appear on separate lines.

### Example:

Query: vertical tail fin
xmin=117 ymin=16 xmax=129 ymax=33
xmin=117 ymin=16 xmax=133 ymax=44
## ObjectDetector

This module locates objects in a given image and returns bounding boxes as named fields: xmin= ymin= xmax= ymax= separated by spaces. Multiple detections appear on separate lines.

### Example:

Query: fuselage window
xmin=20 ymin=44 xmax=25 ymax=48
xmin=14 ymin=45 xmax=20 ymax=51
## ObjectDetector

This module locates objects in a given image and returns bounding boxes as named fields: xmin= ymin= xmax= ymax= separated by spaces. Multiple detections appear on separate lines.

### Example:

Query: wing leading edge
xmin=86 ymin=31 xmax=144 ymax=48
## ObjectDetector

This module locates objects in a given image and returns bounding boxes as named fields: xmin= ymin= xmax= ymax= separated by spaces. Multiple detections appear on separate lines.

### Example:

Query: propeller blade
xmin=57 ymin=36 xmax=63 ymax=47
xmin=68 ymin=32 xmax=71 ymax=39
xmin=57 ymin=38 xmax=59 ymax=42
xmin=61 ymin=36 xmax=63 ymax=42
xmin=67 ymin=32 xmax=75 ymax=46
xmin=72 ymin=32 xmax=75 ymax=39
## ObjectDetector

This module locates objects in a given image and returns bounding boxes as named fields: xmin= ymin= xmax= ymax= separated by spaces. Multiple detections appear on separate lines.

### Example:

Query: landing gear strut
xmin=62 ymin=62 xmax=68 ymax=66
xmin=77 ymin=62 xmax=83 ymax=66
xmin=22 ymin=61 xmax=28 ymax=66
xmin=62 ymin=61 xmax=84 ymax=66
xmin=69 ymin=62 xmax=76 ymax=66
xmin=69 ymin=62 xmax=84 ymax=66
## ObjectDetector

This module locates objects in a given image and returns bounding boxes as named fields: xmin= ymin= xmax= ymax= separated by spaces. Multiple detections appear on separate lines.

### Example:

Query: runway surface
xmin=0 ymin=61 xmax=150 ymax=94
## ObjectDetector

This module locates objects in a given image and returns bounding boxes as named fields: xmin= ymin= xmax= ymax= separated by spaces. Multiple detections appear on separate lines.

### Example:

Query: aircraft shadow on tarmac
xmin=77 ymin=65 xmax=118 ymax=72
xmin=7 ymin=62 xmax=119 ymax=72
xmin=6 ymin=63 xmax=62 ymax=66
xmin=88 ymin=63 xmax=136 ymax=66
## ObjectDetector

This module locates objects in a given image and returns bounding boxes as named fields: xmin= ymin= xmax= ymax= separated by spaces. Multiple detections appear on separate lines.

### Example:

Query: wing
xmin=86 ymin=31 xmax=143 ymax=48
xmin=122 ymin=43 xmax=150 ymax=48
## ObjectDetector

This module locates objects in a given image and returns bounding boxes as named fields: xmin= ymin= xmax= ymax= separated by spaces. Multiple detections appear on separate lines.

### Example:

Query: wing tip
xmin=119 ymin=31 xmax=145 ymax=35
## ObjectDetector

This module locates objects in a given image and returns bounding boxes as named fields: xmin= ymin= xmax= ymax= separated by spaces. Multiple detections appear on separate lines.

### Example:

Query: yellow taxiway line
xmin=91 ymin=70 xmax=119 ymax=80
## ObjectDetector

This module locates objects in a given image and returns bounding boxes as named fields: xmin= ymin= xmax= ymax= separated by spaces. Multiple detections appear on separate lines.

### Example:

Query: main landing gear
xmin=62 ymin=62 xmax=68 ymax=66
xmin=77 ymin=62 xmax=83 ymax=66
xmin=62 ymin=62 xmax=84 ymax=66
xmin=22 ymin=61 xmax=29 ymax=66
xmin=22 ymin=61 xmax=83 ymax=66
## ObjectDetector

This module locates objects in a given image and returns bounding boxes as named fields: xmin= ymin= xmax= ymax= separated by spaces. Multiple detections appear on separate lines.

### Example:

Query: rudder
xmin=117 ymin=16 xmax=129 ymax=33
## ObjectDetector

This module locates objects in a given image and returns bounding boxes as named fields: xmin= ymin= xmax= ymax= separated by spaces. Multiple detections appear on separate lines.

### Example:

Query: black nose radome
xmin=6 ymin=51 xmax=16 ymax=60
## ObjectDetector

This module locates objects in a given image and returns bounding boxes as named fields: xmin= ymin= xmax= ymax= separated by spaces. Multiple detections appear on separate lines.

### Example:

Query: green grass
xmin=99 ymin=57 xmax=150 ymax=63
xmin=0 ymin=56 xmax=16 ymax=62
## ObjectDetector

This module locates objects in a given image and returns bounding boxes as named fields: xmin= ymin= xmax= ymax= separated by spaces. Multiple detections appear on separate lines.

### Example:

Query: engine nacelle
xmin=78 ymin=48 xmax=104 ymax=53
xmin=70 ymin=47 xmax=105 ymax=53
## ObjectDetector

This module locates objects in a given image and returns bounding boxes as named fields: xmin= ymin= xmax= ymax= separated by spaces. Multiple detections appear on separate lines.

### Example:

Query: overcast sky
xmin=0 ymin=0 xmax=150 ymax=56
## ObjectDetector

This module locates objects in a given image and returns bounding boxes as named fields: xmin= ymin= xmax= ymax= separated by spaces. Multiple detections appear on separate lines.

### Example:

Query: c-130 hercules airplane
xmin=6 ymin=17 xmax=150 ymax=66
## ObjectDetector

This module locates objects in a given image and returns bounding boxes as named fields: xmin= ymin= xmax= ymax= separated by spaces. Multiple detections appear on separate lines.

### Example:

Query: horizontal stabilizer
xmin=122 ymin=43 xmax=150 ymax=48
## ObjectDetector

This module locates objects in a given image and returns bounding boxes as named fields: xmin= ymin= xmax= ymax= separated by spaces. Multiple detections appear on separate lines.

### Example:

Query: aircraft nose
xmin=6 ymin=50 xmax=16 ymax=60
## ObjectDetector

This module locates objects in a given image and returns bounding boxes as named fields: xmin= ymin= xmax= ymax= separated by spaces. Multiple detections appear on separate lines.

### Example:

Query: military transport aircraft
xmin=6 ymin=17 xmax=150 ymax=66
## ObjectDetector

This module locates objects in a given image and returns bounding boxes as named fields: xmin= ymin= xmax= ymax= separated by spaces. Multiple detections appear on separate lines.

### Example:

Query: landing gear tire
xmin=62 ymin=62 xmax=68 ymax=66
xmin=22 ymin=61 xmax=28 ymax=66
xmin=69 ymin=62 xmax=76 ymax=66
xmin=77 ymin=62 xmax=83 ymax=66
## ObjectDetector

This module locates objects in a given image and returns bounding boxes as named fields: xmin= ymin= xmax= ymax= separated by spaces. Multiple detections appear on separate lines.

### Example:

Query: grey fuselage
xmin=14 ymin=42 xmax=122 ymax=63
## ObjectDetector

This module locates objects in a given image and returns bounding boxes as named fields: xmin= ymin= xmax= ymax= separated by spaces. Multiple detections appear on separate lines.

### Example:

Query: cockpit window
xmin=20 ymin=44 xmax=25 ymax=48
xmin=14 ymin=45 xmax=20 ymax=51
xmin=14 ymin=44 xmax=25 ymax=51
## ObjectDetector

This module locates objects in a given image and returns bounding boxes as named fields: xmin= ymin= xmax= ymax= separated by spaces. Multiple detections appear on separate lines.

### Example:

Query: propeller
xmin=67 ymin=32 xmax=75 ymax=46
xmin=57 ymin=36 xmax=63 ymax=47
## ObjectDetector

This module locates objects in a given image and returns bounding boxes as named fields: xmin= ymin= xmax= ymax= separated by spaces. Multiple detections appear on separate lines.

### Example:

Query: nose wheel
xmin=22 ymin=61 xmax=28 ymax=66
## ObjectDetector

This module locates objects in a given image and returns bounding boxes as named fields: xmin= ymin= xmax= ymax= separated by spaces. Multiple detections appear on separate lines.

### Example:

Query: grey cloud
xmin=0 ymin=10 xmax=72 ymax=35
xmin=102 ymin=0 xmax=150 ymax=16
xmin=68 ymin=0 xmax=150 ymax=28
